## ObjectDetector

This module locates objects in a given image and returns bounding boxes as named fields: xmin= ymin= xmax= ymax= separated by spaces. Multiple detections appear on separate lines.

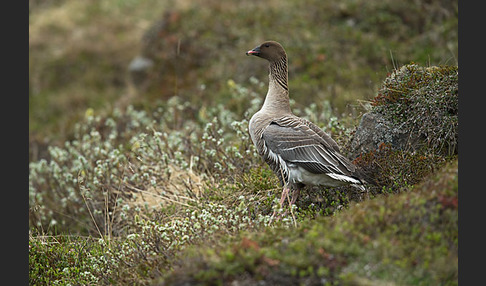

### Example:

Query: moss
xmin=353 ymin=142 xmax=448 ymax=192
xmin=371 ymin=64 xmax=458 ymax=156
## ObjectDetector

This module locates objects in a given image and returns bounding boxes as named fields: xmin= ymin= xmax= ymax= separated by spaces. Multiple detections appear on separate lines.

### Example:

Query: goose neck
xmin=261 ymin=57 xmax=291 ymax=113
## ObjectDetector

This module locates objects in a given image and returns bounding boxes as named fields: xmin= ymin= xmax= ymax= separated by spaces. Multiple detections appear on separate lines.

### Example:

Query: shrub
xmin=29 ymin=233 xmax=110 ymax=285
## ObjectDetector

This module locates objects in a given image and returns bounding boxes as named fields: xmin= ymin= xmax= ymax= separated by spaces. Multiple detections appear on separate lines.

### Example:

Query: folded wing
xmin=262 ymin=116 xmax=357 ymax=177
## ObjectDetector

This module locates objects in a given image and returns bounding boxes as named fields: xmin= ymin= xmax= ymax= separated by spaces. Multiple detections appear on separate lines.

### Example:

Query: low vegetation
xmin=29 ymin=65 xmax=458 ymax=284
xmin=29 ymin=0 xmax=458 ymax=285
xmin=163 ymin=160 xmax=458 ymax=285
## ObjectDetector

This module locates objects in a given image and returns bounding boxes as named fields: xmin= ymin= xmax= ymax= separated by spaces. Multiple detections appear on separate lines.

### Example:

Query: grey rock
xmin=129 ymin=55 xmax=154 ymax=72
xmin=128 ymin=55 xmax=154 ymax=89
xmin=349 ymin=112 xmax=422 ymax=159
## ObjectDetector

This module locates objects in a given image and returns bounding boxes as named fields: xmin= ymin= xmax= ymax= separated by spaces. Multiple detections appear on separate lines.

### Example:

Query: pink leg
xmin=280 ymin=189 xmax=300 ymax=221
xmin=279 ymin=187 xmax=291 ymax=207
xmin=290 ymin=189 xmax=300 ymax=205
xmin=281 ymin=188 xmax=300 ymax=219
xmin=270 ymin=187 xmax=291 ymax=222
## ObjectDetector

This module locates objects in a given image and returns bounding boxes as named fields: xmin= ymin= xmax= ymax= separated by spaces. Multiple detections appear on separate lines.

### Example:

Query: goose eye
xmin=264 ymin=44 xmax=270 ymax=47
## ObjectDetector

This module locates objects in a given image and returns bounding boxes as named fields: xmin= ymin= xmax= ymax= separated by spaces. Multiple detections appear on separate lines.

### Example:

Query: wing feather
xmin=262 ymin=116 xmax=356 ymax=177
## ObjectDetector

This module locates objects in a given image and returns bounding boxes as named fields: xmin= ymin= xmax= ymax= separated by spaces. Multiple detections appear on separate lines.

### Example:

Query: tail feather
xmin=326 ymin=173 xmax=362 ymax=185
xmin=325 ymin=172 xmax=367 ymax=192
xmin=351 ymin=183 xmax=366 ymax=192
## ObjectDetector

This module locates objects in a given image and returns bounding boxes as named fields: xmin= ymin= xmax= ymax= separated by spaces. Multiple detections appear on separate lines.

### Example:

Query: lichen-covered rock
xmin=350 ymin=64 xmax=458 ymax=158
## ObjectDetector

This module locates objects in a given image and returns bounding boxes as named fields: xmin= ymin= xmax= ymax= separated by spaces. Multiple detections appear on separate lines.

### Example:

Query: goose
xmin=246 ymin=41 xmax=365 ymax=215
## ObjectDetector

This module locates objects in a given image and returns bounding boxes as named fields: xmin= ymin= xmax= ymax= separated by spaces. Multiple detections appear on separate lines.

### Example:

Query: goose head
xmin=246 ymin=41 xmax=286 ymax=62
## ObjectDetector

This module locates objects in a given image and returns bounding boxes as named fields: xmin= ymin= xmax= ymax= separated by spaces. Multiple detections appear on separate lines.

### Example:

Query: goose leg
xmin=290 ymin=189 xmax=300 ymax=205
xmin=270 ymin=187 xmax=291 ymax=222
xmin=279 ymin=187 xmax=290 ymax=207
xmin=282 ymin=188 xmax=300 ymax=223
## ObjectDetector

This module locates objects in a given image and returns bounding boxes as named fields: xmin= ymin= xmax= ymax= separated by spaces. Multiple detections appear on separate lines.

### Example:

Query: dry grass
xmin=127 ymin=165 xmax=205 ymax=209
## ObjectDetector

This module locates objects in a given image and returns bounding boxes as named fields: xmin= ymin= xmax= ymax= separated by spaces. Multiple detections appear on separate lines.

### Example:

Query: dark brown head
xmin=246 ymin=41 xmax=287 ymax=62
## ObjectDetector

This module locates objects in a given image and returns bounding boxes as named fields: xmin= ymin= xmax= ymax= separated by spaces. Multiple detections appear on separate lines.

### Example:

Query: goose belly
xmin=288 ymin=164 xmax=355 ymax=187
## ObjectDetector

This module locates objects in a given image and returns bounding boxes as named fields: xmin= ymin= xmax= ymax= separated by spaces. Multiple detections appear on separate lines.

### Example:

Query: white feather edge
xmin=326 ymin=173 xmax=366 ymax=191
